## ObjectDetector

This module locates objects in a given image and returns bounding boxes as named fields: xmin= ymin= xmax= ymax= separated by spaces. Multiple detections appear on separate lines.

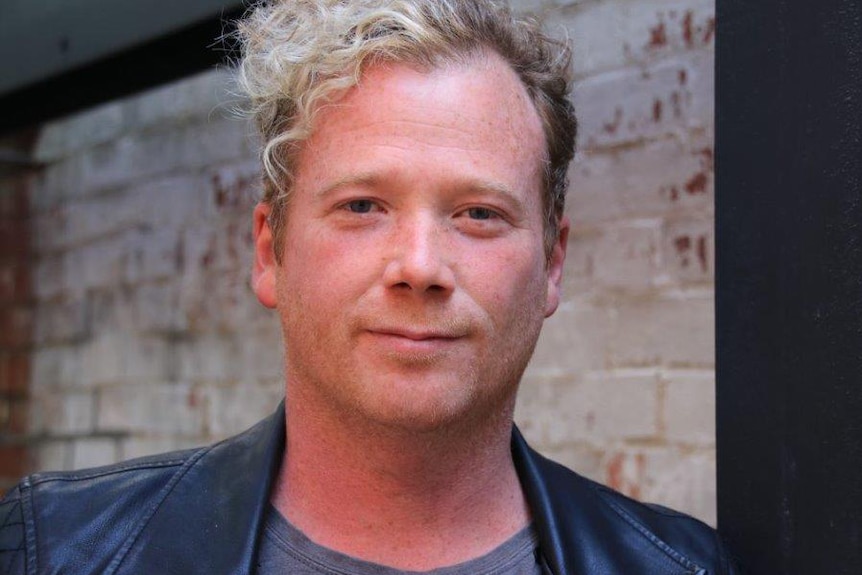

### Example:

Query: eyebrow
xmin=314 ymin=171 xmax=525 ymax=207
xmin=314 ymin=173 xmax=380 ymax=200
xmin=466 ymin=180 xmax=523 ymax=207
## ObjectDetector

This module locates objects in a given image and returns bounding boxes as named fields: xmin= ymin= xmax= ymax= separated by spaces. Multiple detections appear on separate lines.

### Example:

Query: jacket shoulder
xmin=589 ymin=477 xmax=737 ymax=574
xmin=10 ymin=447 xmax=205 ymax=575
xmin=3 ymin=407 xmax=286 ymax=575
xmin=513 ymin=435 xmax=738 ymax=575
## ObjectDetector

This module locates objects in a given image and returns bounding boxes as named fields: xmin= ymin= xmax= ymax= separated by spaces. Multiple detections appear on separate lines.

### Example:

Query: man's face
xmin=253 ymin=53 xmax=568 ymax=433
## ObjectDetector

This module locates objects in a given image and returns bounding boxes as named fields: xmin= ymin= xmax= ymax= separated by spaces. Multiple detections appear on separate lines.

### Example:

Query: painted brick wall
xmin=516 ymin=0 xmax=717 ymax=523
xmin=0 ymin=133 xmax=37 ymax=491
xmin=1 ymin=0 xmax=716 ymax=523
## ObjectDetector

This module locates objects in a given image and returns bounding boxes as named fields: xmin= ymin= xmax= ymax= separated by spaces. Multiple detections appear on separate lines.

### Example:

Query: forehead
xmin=293 ymin=52 xmax=547 ymax=193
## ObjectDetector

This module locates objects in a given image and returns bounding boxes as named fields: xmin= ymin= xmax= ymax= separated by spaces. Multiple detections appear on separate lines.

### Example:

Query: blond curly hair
xmin=236 ymin=0 xmax=577 ymax=256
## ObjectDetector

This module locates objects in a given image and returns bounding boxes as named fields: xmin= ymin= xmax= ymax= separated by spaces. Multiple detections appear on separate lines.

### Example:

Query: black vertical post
xmin=716 ymin=0 xmax=862 ymax=573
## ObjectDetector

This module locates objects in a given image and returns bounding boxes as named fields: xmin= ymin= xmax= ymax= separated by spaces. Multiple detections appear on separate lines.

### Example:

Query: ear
xmin=252 ymin=202 xmax=278 ymax=309
xmin=544 ymin=215 xmax=569 ymax=318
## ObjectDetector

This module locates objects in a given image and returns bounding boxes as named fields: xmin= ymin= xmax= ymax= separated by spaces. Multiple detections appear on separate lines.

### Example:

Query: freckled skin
xmin=253 ymin=52 xmax=568 ymax=435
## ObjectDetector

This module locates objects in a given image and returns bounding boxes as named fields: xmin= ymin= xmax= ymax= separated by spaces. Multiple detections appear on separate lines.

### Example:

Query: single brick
xmin=526 ymin=303 xmax=615 ymax=376
xmin=32 ymin=252 xmax=65 ymax=301
xmin=206 ymin=160 xmax=262 ymax=217
xmin=0 ymin=306 xmax=33 ymax=348
xmin=29 ymin=391 xmax=95 ymax=435
xmin=0 ymin=398 xmax=28 ymax=435
xmin=122 ymin=228 xmax=184 ymax=285
xmin=97 ymin=383 xmax=205 ymax=437
xmin=529 ymin=442 xmax=604 ymax=485
xmin=34 ymin=439 xmax=72 ymax=472
xmin=31 ymin=345 xmax=84 ymax=391
xmin=132 ymin=281 xmax=188 ymax=335
xmin=0 ymin=445 xmax=29 ymax=478
xmin=639 ymin=448 xmax=717 ymax=526
xmin=0 ymin=263 xmax=33 ymax=305
xmin=127 ymin=69 xmax=236 ymax=133
xmin=79 ymin=332 xmax=172 ymax=387
xmin=70 ymin=437 xmax=120 ymax=470
xmin=544 ymin=371 xmax=660 ymax=444
xmin=662 ymin=370 xmax=715 ymax=444
xmin=605 ymin=292 xmax=715 ymax=367
xmin=204 ymin=383 xmax=284 ymax=439
xmin=33 ymin=296 xmax=89 ymax=345
xmin=34 ymin=102 xmax=125 ymax=163
xmin=0 ymin=219 xmax=30 ymax=260
xmin=565 ymin=221 xmax=663 ymax=294
xmin=119 ymin=435 xmax=204 ymax=461
xmin=0 ymin=351 xmax=30 ymax=395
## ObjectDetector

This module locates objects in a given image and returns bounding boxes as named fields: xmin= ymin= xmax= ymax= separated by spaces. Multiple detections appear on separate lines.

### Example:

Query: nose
xmin=382 ymin=216 xmax=455 ymax=295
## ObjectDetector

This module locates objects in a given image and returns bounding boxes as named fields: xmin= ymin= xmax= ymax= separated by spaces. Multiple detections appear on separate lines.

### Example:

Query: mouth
xmin=371 ymin=328 xmax=461 ymax=341
xmin=363 ymin=326 xmax=466 ymax=358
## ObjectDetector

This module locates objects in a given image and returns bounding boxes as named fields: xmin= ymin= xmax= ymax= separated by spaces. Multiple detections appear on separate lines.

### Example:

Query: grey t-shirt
xmin=255 ymin=504 xmax=549 ymax=575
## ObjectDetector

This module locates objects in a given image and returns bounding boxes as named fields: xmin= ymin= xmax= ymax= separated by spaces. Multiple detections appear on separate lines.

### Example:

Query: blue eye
xmin=467 ymin=207 xmax=496 ymax=220
xmin=345 ymin=199 xmax=375 ymax=213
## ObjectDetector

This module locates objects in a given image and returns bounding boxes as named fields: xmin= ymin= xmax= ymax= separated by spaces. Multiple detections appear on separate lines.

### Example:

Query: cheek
xmin=466 ymin=246 xmax=547 ymax=313
xmin=281 ymin=230 xmax=379 ymax=306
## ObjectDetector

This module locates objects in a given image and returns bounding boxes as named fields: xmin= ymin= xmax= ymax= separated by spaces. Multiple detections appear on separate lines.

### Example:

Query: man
xmin=0 ymin=1 xmax=737 ymax=573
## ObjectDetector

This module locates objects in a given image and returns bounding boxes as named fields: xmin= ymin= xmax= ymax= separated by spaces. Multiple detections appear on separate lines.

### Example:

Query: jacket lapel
xmin=512 ymin=428 xmax=700 ymax=575
xmin=114 ymin=406 xmax=285 ymax=575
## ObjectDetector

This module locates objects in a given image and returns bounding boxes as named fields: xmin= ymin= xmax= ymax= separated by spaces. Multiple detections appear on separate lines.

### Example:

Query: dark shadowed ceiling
xmin=0 ymin=0 xmax=244 ymax=134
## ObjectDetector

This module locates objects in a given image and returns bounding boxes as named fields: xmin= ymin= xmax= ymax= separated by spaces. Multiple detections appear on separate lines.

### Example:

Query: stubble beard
xmin=279 ymin=280 xmax=547 ymax=439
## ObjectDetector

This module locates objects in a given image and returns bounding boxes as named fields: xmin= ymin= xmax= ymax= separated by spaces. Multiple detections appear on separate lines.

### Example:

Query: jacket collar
xmin=118 ymin=404 xmax=698 ymax=575
xmin=511 ymin=428 xmax=700 ymax=575
xmin=115 ymin=407 xmax=285 ymax=575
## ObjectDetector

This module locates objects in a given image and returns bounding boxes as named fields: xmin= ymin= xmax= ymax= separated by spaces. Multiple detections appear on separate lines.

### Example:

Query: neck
xmin=271 ymin=380 xmax=530 ymax=571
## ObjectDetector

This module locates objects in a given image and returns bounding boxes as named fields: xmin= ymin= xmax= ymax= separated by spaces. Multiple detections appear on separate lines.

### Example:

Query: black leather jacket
xmin=0 ymin=406 xmax=738 ymax=574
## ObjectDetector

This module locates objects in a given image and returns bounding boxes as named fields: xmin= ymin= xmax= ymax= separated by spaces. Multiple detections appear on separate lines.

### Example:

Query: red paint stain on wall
xmin=648 ymin=20 xmax=668 ymax=48
xmin=603 ymin=107 xmax=624 ymax=134
xmin=703 ymin=17 xmax=716 ymax=44
xmin=685 ymin=172 xmax=708 ymax=195
xmin=211 ymin=172 xmax=259 ymax=212
xmin=606 ymin=453 xmax=645 ymax=499
xmin=652 ymin=99 xmax=664 ymax=122
xmin=683 ymin=11 xmax=695 ymax=47
xmin=675 ymin=234 xmax=710 ymax=272
xmin=697 ymin=236 xmax=708 ymax=272
xmin=674 ymin=236 xmax=693 ymax=267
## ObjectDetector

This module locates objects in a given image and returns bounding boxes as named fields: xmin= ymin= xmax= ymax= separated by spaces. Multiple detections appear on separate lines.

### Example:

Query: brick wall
xmin=0 ymin=0 xmax=716 ymax=523
xmin=0 ymin=133 xmax=37 ymax=491
xmin=516 ymin=0 xmax=716 ymax=523
xmin=21 ymin=69 xmax=283 ymax=471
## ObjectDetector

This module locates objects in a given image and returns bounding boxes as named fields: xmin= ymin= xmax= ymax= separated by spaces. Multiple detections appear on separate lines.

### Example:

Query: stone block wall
xmin=0 ymin=0 xmax=716 ymax=524
xmin=517 ymin=0 xmax=716 ymax=523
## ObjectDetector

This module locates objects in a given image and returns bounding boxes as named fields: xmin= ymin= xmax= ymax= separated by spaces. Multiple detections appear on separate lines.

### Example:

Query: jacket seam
xmin=102 ymin=447 xmax=212 ymax=575
xmin=596 ymin=487 xmax=703 ymax=574
xmin=19 ymin=480 xmax=37 ymax=575
xmin=28 ymin=459 xmax=190 ymax=486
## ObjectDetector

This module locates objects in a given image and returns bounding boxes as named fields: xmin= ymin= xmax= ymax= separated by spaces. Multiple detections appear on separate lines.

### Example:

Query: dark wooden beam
xmin=716 ymin=0 xmax=862 ymax=572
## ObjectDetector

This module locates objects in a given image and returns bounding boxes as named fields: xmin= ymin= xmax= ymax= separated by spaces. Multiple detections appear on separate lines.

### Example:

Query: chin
xmin=349 ymin=376 xmax=516 ymax=436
